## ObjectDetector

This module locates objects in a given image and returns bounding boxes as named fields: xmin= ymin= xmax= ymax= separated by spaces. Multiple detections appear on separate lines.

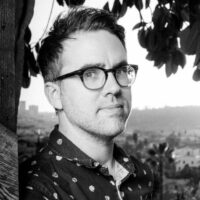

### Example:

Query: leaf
xmin=132 ymin=22 xmax=146 ymax=30
xmin=172 ymin=49 xmax=186 ymax=69
xmin=65 ymin=0 xmax=85 ymax=7
xmin=165 ymin=56 xmax=173 ymax=77
xmin=126 ymin=0 xmax=135 ymax=8
xmin=135 ymin=0 xmax=143 ymax=11
xmin=180 ymin=21 xmax=200 ymax=55
xmin=145 ymin=0 xmax=150 ymax=8
xmin=103 ymin=2 xmax=110 ymax=12
xmin=158 ymin=143 xmax=168 ymax=154
xmin=146 ymin=52 xmax=154 ymax=61
xmin=138 ymin=28 xmax=147 ymax=48
xmin=181 ymin=9 xmax=189 ymax=22
xmin=193 ymin=38 xmax=200 ymax=67
xmin=119 ymin=0 xmax=128 ymax=18
xmin=56 ymin=0 xmax=64 ymax=6
xmin=154 ymin=60 xmax=164 ymax=69
xmin=193 ymin=68 xmax=200 ymax=81
xmin=148 ymin=149 xmax=156 ymax=156
xmin=25 ymin=45 xmax=39 ymax=76
xmin=35 ymin=42 xmax=40 ymax=54
xmin=24 ymin=27 xmax=32 ymax=43
xmin=111 ymin=0 xmax=122 ymax=18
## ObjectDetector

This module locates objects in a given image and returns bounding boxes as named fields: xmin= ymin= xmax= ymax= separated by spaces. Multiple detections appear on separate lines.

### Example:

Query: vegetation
xmin=23 ymin=0 xmax=200 ymax=89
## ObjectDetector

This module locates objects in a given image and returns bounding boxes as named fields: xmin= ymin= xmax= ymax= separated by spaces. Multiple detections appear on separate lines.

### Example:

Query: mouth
xmin=99 ymin=104 xmax=124 ymax=114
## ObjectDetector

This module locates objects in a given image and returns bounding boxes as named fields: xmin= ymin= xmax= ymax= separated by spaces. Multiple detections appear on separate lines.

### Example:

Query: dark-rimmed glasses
xmin=54 ymin=64 xmax=138 ymax=90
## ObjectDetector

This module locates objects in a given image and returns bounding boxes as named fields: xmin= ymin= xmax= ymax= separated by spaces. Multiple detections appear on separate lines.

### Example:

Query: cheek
xmin=60 ymin=83 xmax=97 ymax=114
xmin=123 ymin=89 xmax=132 ymax=109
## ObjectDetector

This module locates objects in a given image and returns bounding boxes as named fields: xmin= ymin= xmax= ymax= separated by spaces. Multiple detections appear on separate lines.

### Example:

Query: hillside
xmin=126 ymin=106 xmax=200 ymax=132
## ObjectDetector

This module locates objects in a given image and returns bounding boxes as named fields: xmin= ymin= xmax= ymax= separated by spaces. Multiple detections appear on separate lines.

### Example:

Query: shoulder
xmin=19 ymin=147 xmax=57 ymax=199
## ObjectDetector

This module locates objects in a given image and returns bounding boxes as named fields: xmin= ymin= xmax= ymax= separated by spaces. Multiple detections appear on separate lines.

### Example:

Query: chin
xmin=99 ymin=119 xmax=126 ymax=138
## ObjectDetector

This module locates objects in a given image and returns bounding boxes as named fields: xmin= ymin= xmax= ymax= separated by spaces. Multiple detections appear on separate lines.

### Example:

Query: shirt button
xmin=93 ymin=161 xmax=100 ymax=167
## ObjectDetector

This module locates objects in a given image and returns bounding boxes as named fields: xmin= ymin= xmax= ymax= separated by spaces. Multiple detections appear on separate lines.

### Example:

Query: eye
xmin=84 ymin=68 xmax=100 ymax=79
xmin=116 ymin=66 xmax=128 ymax=74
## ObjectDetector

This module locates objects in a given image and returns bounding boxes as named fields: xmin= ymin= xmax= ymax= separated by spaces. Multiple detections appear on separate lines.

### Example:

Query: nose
xmin=102 ymin=72 xmax=121 ymax=96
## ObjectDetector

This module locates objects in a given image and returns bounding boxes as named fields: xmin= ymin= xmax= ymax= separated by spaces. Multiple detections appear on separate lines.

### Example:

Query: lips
xmin=100 ymin=104 xmax=123 ymax=110
xmin=98 ymin=104 xmax=124 ymax=113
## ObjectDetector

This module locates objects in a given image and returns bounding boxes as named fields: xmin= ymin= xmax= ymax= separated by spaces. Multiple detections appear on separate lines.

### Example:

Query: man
xmin=22 ymin=6 xmax=154 ymax=200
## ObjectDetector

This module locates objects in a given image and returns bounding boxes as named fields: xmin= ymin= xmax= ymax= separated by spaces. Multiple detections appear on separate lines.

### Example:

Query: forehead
xmin=59 ymin=30 xmax=127 ymax=73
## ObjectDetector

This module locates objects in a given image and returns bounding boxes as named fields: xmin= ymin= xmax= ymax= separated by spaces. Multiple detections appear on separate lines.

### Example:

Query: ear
xmin=44 ymin=82 xmax=63 ymax=110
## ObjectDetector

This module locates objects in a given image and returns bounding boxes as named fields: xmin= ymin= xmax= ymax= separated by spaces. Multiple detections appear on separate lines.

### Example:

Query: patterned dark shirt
xmin=21 ymin=126 xmax=154 ymax=200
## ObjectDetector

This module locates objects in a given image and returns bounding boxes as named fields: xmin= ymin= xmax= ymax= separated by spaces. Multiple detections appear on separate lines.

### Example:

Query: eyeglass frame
xmin=53 ymin=64 xmax=138 ymax=90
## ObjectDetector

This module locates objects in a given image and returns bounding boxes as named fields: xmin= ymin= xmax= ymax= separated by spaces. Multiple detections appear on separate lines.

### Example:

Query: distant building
xmin=19 ymin=101 xmax=26 ymax=113
xmin=174 ymin=147 xmax=200 ymax=171
xmin=29 ymin=105 xmax=39 ymax=116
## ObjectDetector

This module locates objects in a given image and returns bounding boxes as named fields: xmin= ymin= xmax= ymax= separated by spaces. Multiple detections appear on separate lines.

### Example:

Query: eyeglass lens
xmin=83 ymin=65 xmax=136 ymax=90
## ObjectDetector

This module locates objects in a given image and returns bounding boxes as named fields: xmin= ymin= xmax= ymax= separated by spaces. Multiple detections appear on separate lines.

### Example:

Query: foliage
xmin=23 ymin=0 xmax=200 ymax=88
xmin=104 ymin=0 xmax=200 ymax=80
xmin=146 ymin=142 xmax=174 ymax=200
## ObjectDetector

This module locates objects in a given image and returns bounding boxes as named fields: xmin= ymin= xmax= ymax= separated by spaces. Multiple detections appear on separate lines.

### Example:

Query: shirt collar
xmin=48 ymin=125 xmax=135 ymax=174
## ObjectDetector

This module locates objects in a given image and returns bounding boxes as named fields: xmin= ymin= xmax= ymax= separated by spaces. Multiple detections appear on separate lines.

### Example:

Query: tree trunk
xmin=0 ymin=0 xmax=16 ymax=132
xmin=159 ymin=157 xmax=163 ymax=200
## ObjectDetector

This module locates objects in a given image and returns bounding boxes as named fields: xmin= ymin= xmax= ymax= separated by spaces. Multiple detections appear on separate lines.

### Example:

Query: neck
xmin=58 ymin=112 xmax=115 ymax=166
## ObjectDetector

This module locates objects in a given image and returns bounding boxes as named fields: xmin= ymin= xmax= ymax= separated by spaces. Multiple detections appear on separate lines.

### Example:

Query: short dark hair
xmin=37 ymin=6 xmax=126 ymax=82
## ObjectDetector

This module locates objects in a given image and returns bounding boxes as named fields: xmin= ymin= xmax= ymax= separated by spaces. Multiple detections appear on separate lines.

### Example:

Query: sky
xmin=20 ymin=0 xmax=200 ymax=112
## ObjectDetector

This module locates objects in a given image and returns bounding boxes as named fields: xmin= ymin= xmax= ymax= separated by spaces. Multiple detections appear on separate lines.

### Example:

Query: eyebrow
xmin=78 ymin=60 xmax=128 ymax=70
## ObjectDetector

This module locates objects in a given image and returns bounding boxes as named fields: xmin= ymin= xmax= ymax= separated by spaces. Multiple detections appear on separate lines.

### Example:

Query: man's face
xmin=58 ymin=30 xmax=132 ymax=140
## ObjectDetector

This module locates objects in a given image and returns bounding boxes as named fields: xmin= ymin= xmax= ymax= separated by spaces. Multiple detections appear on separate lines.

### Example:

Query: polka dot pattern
xmin=24 ymin=127 xmax=154 ymax=200
xmin=69 ymin=195 xmax=74 ymax=199
xmin=148 ymin=181 xmax=152 ymax=187
xmin=128 ymin=187 xmax=133 ymax=191
xmin=57 ymin=138 xmax=63 ymax=145
xmin=89 ymin=185 xmax=95 ymax=192
xmin=121 ymin=191 xmax=125 ymax=197
xmin=72 ymin=177 xmax=78 ymax=183
xmin=53 ymin=181 xmax=58 ymax=186
xmin=76 ymin=163 xmax=81 ymax=167
xmin=56 ymin=155 xmax=63 ymax=161
xmin=43 ymin=196 xmax=49 ymax=200
xmin=105 ymin=195 xmax=110 ymax=200
xmin=33 ymin=173 xmax=39 ymax=177
xmin=31 ymin=160 xmax=37 ymax=166
xmin=123 ymin=157 xmax=129 ymax=162
xmin=110 ymin=180 xmax=115 ymax=186
xmin=52 ymin=172 xmax=59 ymax=178
xmin=26 ymin=186 xmax=33 ymax=190
xmin=93 ymin=161 xmax=99 ymax=167
xmin=138 ymin=184 xmax=142 ymax=190
xmin=53 ymin=192 xmax=58 ymax=199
